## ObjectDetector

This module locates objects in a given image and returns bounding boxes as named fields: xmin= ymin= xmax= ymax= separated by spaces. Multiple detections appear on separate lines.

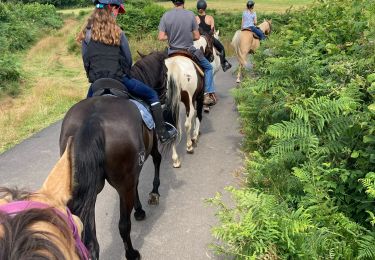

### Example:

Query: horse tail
xmin=70 ymin=116 xmax=105 ymax=239
xmin=165 ymin=61 xmax=182 ymax=141
xmin=231 ymin=30 xmax=245 ymax=66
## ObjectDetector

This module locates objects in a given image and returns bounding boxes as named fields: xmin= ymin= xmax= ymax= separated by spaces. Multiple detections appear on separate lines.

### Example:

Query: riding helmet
xmin=171 ymin=0 xmax=184 ymax=5
xmin=92 ymin=0 xmax=125 ymax=14
xmin=197 ymin=0 xmax=207 ymax=10
xmin=247 ymin=0 xmax=255 ymax=9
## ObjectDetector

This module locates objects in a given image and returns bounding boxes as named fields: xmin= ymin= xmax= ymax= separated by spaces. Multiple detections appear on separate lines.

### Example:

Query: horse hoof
xmin=126 ymin=249 xmax=141 ymax=260
xmin=187 ymin=148 xmax=194 ymax=154
xmin=148 ymin=193 xmax=160 ymax=205
xmin=134 ymin=209 xmax=146 ymax=221
xmin=173 ymin=160 xmax=181 ymax=168
xmin=204 ymin=106 xmax=210 ymax=113
xmin=236 ymin=79 xmax=241 ymax=83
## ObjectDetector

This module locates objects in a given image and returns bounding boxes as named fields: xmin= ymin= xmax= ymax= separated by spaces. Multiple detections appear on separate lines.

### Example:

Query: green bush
xmin=211 ymin=0 xmax=375 ymax=258
xmin=0 ymin=2 xmax=62 ymax=95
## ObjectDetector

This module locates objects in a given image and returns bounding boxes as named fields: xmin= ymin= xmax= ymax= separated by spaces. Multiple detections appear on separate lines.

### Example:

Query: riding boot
xmin=150 ymin=102 xmax=177 ymax=144
xmin=219 ymin=50 xmax=232 ymax=72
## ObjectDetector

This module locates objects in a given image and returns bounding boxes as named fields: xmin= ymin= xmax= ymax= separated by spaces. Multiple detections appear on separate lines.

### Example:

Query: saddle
xmin=168 ymin=51 xmax=204 ymax=77
xmin=241 ymin=28 xmax=260 ymax=39
xmin=91 ymin=78 xmax=129 ymax=98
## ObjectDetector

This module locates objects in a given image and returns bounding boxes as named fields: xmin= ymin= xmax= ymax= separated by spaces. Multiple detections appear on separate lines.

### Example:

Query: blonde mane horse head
xmin=0 ymin=139 xmax=85 ymax=260
xmin=231 ymin=19 xmax=272 ymax=83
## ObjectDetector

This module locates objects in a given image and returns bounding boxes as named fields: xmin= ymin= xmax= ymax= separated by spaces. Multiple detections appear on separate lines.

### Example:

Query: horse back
xmin=59 ymin=97 xmax=151 ymax=157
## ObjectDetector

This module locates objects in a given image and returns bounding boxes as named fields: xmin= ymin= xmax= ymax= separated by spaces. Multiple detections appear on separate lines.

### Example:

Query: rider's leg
xmin=250 ymin=26 xmax=266 ymax=40
xmin=122 ymin=76 xmax=177 ymax=143
xmin=198 ymin=57 xmax=217 ymax=106
xmin=86 ymin=84 xmax=93 ymax=98
xmin=213 ymin=38 xmax=232 ymax=72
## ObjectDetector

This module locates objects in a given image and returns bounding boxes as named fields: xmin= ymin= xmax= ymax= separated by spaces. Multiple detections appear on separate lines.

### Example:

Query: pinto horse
xmin=0 ymin=140 xmax=89 ymax=260
xmin=231 ymin=19 xmax=272 ymax=83
xmin=59 ymin=52 xmax=178 ymax=260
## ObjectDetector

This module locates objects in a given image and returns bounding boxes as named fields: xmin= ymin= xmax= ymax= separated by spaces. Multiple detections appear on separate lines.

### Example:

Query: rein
xmin=0 ymin=200 xmax=91 ymax=260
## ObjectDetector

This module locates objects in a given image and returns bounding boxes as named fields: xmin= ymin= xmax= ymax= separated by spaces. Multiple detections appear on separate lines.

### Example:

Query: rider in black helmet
xmin=158 ymin=0 xmax=217 ymax=106
xmin=242 ymin=0 xmax=266 ymax=40
xmin=247 ymin=0 xmax=255 ymax=9
xmin=79 ymin=0 xmax=177 ymax=143
xmin=195 ymin=0 xmax=232 ymax=72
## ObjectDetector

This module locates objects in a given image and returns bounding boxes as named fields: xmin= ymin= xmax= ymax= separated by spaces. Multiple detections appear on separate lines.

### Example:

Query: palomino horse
xmin=231 ymin=19 xmax=272 ymax=83
xmin=0 ymin=140 xmax=89 ymax=260
xmin=59 ymin=53 xmax=178 ymax=260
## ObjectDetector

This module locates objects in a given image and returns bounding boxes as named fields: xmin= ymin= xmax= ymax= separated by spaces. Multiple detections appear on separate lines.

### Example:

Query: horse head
xmin=202 ymin=32 xmax=215 ymax=63
xmin=263 ymin=19 xmax=272 ymax=36
xmin=0 ymin=139 xmax=88 ymax=260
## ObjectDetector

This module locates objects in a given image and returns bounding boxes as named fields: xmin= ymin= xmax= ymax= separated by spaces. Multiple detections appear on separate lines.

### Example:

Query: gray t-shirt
xmin=158 ymin=8 xmax=198 ymax=51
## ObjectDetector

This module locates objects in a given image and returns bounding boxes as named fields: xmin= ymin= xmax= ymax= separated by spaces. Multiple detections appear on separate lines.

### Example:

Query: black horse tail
xmin=70 ymin=116 xmax=105 ymax=241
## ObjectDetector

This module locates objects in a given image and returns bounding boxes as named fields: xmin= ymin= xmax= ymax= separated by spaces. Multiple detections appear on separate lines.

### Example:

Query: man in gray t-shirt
xmin=158 ymin=0 xmax=216 ymax=105
xmin=158 ymin=5 xmax=198 ymax=51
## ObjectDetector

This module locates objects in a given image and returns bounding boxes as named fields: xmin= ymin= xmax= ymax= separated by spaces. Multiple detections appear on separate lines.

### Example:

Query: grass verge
xmin=157 ymin=0 xmax=312 ymax=13
xmin=0 ymin=18 xmax=87 ymax=153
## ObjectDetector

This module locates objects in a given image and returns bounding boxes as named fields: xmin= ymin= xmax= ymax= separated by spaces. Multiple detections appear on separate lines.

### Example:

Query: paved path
xmin=0 ymin=61 xmax=242 ymax=260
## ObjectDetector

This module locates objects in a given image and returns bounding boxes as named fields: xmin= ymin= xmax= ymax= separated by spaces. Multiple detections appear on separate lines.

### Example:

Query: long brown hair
xmin=77 ymin=7 xmax=122 ymax=46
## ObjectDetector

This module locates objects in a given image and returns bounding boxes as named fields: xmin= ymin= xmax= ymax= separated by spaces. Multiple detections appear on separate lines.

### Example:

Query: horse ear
xmin=137 ymin=50 xmax=146 ymax=58
xmin=38 ymin=137 xmax=74 ymax=207
xmin=268 ymin=19 xmax=272 ymax=24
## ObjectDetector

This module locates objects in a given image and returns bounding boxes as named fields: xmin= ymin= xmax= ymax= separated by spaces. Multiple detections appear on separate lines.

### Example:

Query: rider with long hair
xmin=195 ymin=0 xmax=232 ymax=72
xmin=242 ymin=0 xmax=266 ymax=40
xmin=77 ymin=0 xmax=177 ymax=144
xmin=158 ymin=0 xmax=217 ymax=106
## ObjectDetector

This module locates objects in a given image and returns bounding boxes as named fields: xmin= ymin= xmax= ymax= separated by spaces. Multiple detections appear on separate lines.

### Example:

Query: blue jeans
xmin=197 ymin=57 xmax=215 ymax=94
xmin=86 ymin=76 xmax=159 ymax=104
xmin=250 ymin=26 xmax=266 ymax=40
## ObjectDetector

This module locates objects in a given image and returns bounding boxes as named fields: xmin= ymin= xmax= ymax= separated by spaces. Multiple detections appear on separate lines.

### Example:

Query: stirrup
xmin=159 ymin=122 xmax=177 ymax=144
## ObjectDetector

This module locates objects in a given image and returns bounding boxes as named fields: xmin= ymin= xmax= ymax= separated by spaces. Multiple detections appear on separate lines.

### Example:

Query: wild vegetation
xmin=0 ymin=2 xmax=62 ymax=96
xmin=209 ymin=0 xmax=375 ymax=258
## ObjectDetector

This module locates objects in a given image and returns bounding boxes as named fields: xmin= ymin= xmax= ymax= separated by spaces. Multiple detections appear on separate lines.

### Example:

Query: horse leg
xmin=148 ymin=142 xmax=161 ymax=205
xmin=172 ymin=144 xmax=181 ymax=168
xmin=185 ymin=101 xmax=195 ymax=154
xmin=119 ymin=192 xmax=140 ymax=260
xmin=192 ymin=117 xmax=201 ymax=147
xmin=133 ymin=181 xmax=146 ymax=221
xmin=236 ymin=64 xmax=242 ymax=83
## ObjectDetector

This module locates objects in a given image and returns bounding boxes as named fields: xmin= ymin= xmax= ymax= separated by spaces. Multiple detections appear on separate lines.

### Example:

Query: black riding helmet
xmin=92 ymin=0 xmax=125 ymax=14
xmin=197 ymin=0 xmax=207 ymax=10
xmin=247 ymin=0 xmax=255 ymax=9
xmin=171 ymin=0 xmax=184 ymax=5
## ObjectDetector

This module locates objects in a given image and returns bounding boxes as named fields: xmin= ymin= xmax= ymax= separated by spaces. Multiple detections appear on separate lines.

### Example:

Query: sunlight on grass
xmin=0 ymin=18 xmax=87 ymax=153
xmin=157 ymin=0 xmax=312 ymax=13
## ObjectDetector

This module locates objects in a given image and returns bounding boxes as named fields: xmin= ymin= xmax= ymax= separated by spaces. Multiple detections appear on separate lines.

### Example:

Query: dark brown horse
xmin=59 ymin=52 xmax=178 ymax=260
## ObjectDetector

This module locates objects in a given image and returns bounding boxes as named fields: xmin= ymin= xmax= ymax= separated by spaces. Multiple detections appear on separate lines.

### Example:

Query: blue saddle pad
xmin=130 ymin=100 xmax=155 ymax=130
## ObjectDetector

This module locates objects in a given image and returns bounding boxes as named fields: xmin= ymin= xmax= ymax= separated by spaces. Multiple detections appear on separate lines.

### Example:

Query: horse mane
xmin=130 ymin=51 xmax=169 ymax=103
xmin=0 ymin=187 xmax=75 ymax=260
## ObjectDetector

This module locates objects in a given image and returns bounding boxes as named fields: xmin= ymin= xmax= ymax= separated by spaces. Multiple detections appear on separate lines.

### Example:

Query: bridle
xmin=264 ymin=20 xmax=272 ymax=36
xmin=0 ymin=200 xmax=91 ymax=260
